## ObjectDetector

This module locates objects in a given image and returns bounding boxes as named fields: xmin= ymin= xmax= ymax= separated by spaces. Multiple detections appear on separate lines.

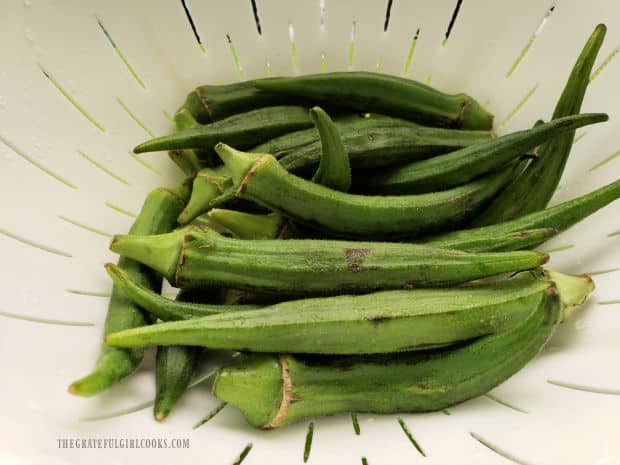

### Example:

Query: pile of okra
xmin=69 ymin=24 xmax=620 ymax=429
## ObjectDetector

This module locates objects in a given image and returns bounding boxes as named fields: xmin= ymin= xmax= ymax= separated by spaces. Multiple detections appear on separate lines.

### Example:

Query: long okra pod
xmin=105 ymin=274 xmax=553 ymax=354
xmin=68 ymin=182 xmax=190 ymax=396
xmin=360 ymin=113 xmax=607 ymax=194
xmin=253 ymin=72 xmax=493 ymax=129
xmin=105 ymin=264 xmax=262 ymax=321
xmin=214 ymin=144 xmax=520 ymax=238
xmin=310 ymin=106 xmax=351 ymax=192
xmin=109 ymin=227 xmax=547 ymax=295
xmin=470 ymin=24 xmax=607 ymax=225
xmin=423 ymin=178 xmax=620 ymax=251
xmin=212 ymin=287 xmax=560 ymax=428
xmin=133 ymin=106 xmax=314 ymax=157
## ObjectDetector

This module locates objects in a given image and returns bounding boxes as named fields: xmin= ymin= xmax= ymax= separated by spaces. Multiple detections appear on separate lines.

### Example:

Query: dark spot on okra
xmin=417 ymin=383 xmax=430 ymax=390
xmin=366 ymin=315 xmax=391 ymax=325
xmin=344 ymin=248 xmax=371 ymax=273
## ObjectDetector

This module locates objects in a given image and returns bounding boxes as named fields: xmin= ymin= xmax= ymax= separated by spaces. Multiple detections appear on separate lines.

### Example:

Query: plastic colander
xmin=1 ymin=1 xmax=619 ymax=464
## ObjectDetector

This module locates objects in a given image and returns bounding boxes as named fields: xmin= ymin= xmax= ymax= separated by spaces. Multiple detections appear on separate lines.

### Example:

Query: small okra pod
xmin=361 ymin=113 xmax=607 ymax=194
xmin=423 ymin=178 xmax=620 ymax=251
xmin=212 ymin=286 xmax=561 ymax=428
xmin=109 ymin=226 xmax=548 ymax=295
xmin=253 ymin=72 xmax=494 ymax=129
xmin=214 ymin=143 xmax=520 ymax=238
xmin=105 ymin=273 xmax=554 ymax=355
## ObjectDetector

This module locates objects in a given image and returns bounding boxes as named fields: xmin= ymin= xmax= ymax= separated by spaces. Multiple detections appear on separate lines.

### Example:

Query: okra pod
xmin=424 ymin=178 xmax=620 ymax=251
xmin=212 ymin=286 xmax=560 ymax=428
xmin=169 ymin=109 xmax=205 ymax=176
xmin=253 ymin=72 xmax=494 ymax=129
xmin=214 ymin=144 xmax=520 ymax=238
xmin=105 ymin=264 xmax=261 ymax=321
xmin=471 ymin=24 xmax=607 ymax=225
xmin=207 ymin=209 xmax=285 ymax=239
xmin=177 ymin=166 xmax=232 ymax=225
xmin=110 ymin=227 xmax=547 ymax=295
xmin=133 ymin=106 xmax=314 ymax=156
xmin=105 ymin=273 xmax=553 ymax=354
xmin=361 ymin=113 xmax=607 ymax=194
xmin=310 ymin=106 xmax=351 ymax=192
xmin=68 ymin=182 xmax=191 ymax=396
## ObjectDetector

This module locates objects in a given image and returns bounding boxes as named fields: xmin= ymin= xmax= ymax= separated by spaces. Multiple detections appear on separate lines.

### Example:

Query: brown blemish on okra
xmin=197 ymin=173 xmax=226 ymax=193
xmin=344 ymin=248 xmax=371 ymax=273
xmin=237 ymin=155 xmax=271 ymax=195
xmin=264 ymin=356 xmax=294 ymax=429
xmin=456 ymin=98 xmax=471 ymax=127
xmin=194 ymin=87 xmax=213 ymax=121
xmin=366 ymin=315 xmax=392 ymax=325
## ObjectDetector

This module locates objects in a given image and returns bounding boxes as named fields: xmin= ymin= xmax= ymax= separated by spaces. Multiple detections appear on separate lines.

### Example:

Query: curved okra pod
xmin=423 ymin=178 xmax=620 ymax=251
xmin=105 ymin=273 xmax=553 ymax=354
xmin=253 ymin=72 xmax=494 ymax=129
xmin=212 ymin=287 xmax=561 ymax=428
xmin=310 ymin=106 xmax=351 ymax=192
xmin=181 ymin=80 xmax=309 ymax=124
xmin=214 ymin=144 xmax=520 ymax=238
xmin=169 ymin=109 xmax=204 ymax=176
xmin=68 ymin=181 xmax=191 ymax=397
xmin=360 ymin=113 xmax=607 ymax=194
xmin=471 ymin=24 xmax=607 ymax=225
xmin=109 ymin=227 xmax=548 ymax=295
xmin=105 ymin=264 xmax=262 ymax=321
xmin=133 ymin=106 xmax=314 ymax=157
xmin=177 ymin=166 xmax=232 ymax=224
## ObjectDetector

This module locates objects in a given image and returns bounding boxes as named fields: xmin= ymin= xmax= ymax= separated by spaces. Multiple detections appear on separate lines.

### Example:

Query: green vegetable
xmin=105 ymin=273 xmax=552 ymax=354
xmin=423 ymin=178 xmax=620 ymax=251
xmin=207 ymin=209 xmax=285 ymax=239
xmin=109 ymin=226 xmax=547 ymax=295
xmin=212 ymin=285 xmax=560 ymax=428
xmin=177 ymin=166 xmax=232 ymax=224
xmin=471 ymin=24 xmax=607 ymax=225
xmin=253 ymin=72 xmax=493 ymax=129
xmin=310 ymin=107 xmax=351 ymax=192
xmin=68 ymin=182 xmax=190 ymax=396
xmin=181 ymin=80 xmax=308 ymax=124
xmin=361 ymin=113 xmax=607 ymax=194
xmin=214 ymin=144 xmax=520 ymax=238
xmin=105 ymin=264 xmax=261 ymax=321
xmin=168 ymin=109 xmax=205 ymax=176
xmin=133 ymin=106 xmax=314 ymax=156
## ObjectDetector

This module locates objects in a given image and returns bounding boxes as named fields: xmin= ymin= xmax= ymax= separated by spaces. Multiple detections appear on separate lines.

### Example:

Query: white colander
xmin=2 ymin=1 xmax=620 ymax=464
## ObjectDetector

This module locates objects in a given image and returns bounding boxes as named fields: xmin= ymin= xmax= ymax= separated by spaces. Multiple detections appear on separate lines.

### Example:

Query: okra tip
xmin=154 ymin=410 xmax=169 ymax=422
xmin=214 ymin=143 xmax=264 ymax=187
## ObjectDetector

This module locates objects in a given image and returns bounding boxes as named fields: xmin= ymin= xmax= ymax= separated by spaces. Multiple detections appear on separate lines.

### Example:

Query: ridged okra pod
xmin=110 ymin=227 xmax=547 ymax=295
xmin=214 ymin=144 xmax=519 ymax=238
xmin=68 ymin=182 xmax=190 ymax=396
xmin=133 ymin=106 xmax=314 ymax=158
xmin=310 ymin=106 xmax=351 ymax=192
xmin=212 ymin=285 xmax=561 ymax=428
xmin=105 ymin=273 xmax=553 ymax=354
xmin=253 ymin=72 xmax=494 ymax=129
xmin=361 ymin=113 xmax=607 ymax=194
xmin=471 ymin=24 xmax=607 ymax=225
xmin=423 ymin=178 xmax=620 ymax=251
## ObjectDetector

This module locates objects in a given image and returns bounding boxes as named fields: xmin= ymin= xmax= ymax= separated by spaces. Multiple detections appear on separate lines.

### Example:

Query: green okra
xmin=110 ymin=226 xmax=548 ymax=295
xmin=310 ymin=106 xmax=351 ymax=192
xmin=471 ymin=24 xmax=607 ymax=225
xmin=360 ymin=113 xmax=608 ymax=194
xmin=105 ymin=273 xmax=553 ymax=354
xmin=253 ymin=72 xmax=494 ymax=129
xmin=181 ymin=80 xmax=309 ymax=124
xmin=177 ymin=166 xmax=232 ymax=225
xmin=214 ymin=144 xmax=520 ymax=238
xmin=168 ymin=108 xmax=205 ymax=176
xmin=207 ymin=209 xmax=285 ymax=239
xmin=423 ymin=178 xmax=620 ymax=251
xmin=68 ymin=181 xmax=191 ymax=397
xmin=133 ymin=106 xmax=314 ymax=157
xmin=212 ymin=286 xmax=561 ymax=428
xmin=105 ymin=264 xmax=261 ymax=321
